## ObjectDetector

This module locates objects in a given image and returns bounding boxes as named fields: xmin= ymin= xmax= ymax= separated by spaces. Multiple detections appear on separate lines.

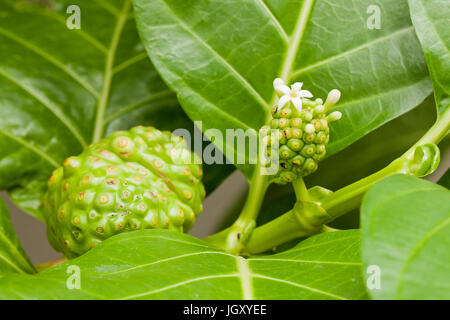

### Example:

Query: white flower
xmin=273 ymin=78 xmax=313 ymax=112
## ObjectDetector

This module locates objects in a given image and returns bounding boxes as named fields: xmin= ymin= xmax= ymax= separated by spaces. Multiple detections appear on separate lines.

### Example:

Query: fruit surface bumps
xmin=43 ymin=126 xmax=205 ymax=258
xmin=263 ymin=99 xmax=330 ymax=184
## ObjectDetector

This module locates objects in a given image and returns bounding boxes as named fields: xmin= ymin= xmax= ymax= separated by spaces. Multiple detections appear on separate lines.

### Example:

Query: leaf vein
xmin=105 ymin=89 xmax=175 ymax=122
xmin=112 ymin=52 xmax=148 ymax=74
xmin=255 ymin=0 xmax=289 ymax=42
xmin=248 ymin=258 xmax=361 ymax=266
xmin=280 ymin=0 xmax=315 ymax=82
xmin=160 ymin=0 xmax=269 ymax=110
xmin=102 ymin=251 xmax=235 ymax=275
xmin=92 ymin=0 xmax=131 ymax=143
xmin=0 ymin=69 xmax=87 ymax=147
xmin=0 ymin=26 xmax=100 ymax=98
xmin=118 ymin=274 xmax=239 ymax=299
xmin=252 ymin=274 xmax=348 ymax=300
xmin=0 ymin=129 xmax=60 ymax=167
xmin=292 ymin=26 xmax=414 ymax=77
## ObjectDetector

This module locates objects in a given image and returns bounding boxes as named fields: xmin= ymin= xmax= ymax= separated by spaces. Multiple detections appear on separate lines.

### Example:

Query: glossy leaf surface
xmin=0 ymin=198 xmax=35 ymax=276
xmin=134 ymin=0 xmax=431 ymax=178
xmin=0 ymin=229 xmax=366 ymax=299
xmin=361 ymin=175 xmax=450 ymax=299
xmin=0 ymin=0 xmax=228 ymax=219
xmin=409 ymin=0 xmax=450 ymax=115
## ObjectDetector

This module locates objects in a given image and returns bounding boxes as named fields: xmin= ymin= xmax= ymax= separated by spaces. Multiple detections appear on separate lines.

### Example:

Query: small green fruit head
xmin=43 ymin=126 xmax=205 ymax=258
xmin=262 ymin=78 xmax=342 ymax=184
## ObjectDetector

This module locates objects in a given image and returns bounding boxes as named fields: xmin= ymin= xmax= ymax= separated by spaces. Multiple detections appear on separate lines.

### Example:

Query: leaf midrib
xmin=92 ymin=0 xmax=131 ymax=143
xmin=236 ymin=256 xmax=253 ymax=300
xmin=83 ymin=242 xmax=357 ymax=299
xmin=280 ymin=0 xmax=315 ymax=83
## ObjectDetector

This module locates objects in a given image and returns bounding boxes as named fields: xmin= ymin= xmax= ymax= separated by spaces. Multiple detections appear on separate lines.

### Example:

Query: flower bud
xmin=324 ymin=89 xmax=341 ymax=111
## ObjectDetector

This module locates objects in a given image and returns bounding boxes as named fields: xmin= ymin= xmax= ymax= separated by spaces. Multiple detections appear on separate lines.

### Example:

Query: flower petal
xmin=275 ymin=85 xmax=291 ymax=97
xmin=292 ymin=97 xmax=302 ymax=111
xmin=278 ymin=95 xmax=290 ymax=108
xmin=273 ymin=78 xmax=284 ymax=88
xmin=299 ymin=90 xmax=313 ymax=98
xmin=291 ymin=82 xmax=303 ymax=92
xmin=275 ymin=84 xmax=290 ymax=96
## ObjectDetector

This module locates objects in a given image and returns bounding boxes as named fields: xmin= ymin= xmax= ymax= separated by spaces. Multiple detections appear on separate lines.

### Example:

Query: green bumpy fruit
xmin=43 ymin=126 xmax=205 ymax=258
xmin=262 ymin=97 xmax=341 ymax=184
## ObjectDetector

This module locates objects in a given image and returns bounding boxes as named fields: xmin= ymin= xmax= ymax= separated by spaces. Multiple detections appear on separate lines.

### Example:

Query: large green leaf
xmin=134 ymin=0 xmax=432 ymax=178
xmin=409 ymin=0 xmax=450 ymax=115
xmin=0 ymin=229 xmax=366 ymax=299
xmin=361 ymin=174 xmax=450 ymax=299
xmin=0 ymin=0 xmax=228 ymax=219
xmin=0 ymin=198 xmax=35 ymax=277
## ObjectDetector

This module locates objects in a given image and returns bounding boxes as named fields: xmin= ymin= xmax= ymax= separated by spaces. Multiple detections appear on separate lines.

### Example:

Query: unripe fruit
xmin=43 ymin=126 xmax=205 ymax=258
xmin=263 ymin=80 xmax=342 ymax=184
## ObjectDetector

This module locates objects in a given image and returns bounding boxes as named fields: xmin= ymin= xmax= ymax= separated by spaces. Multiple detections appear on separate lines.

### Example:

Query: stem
xmin=245 ymin=209 xmax=309 ymax=254
xmin=324 ymin=106 xmax=450 ymax=221
xmin=235 ymin=163 xmax=269 ymax=225
xmin=322 ymin=158 xmax=404 ymax=221
xmin=408 ymin=106 xmax=450 ymax=154
xmin=292 ymin=178 xmax=310 ymax=201
xmin=245 ymin=107 xmax=450 ymax=254
xmin=321 ymin=225 xmax=340 ymax=232
xmin=92 ymin=0 xmax=131 ymax=143
xmin=204 ymin=161 xmax=269 ymax=253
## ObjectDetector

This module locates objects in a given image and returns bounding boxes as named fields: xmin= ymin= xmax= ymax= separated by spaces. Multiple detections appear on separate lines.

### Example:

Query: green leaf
xmin=361 ymin=174 xmax=450 ymax=299
xmin=409 ymin=0 xmax=450 ymax=116
xmin=0 ymin=229 xmax=366 ymax=299
xmin=0 ymin=198 xmax=35 ymax=277
xmin=134 ymin=0 xmax=432 ymax=178
xmin=0 ymin=0 xmax=228 ymax=219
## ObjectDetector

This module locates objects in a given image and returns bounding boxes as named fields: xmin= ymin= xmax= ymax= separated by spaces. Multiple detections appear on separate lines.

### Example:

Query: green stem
xmin=245 ymin=209 xmax=310 ymax=255
xmin=245 ymin=107 xmax=450 ymax=254
xmin=235 ymin=163 xmax=269 ymax=225
xmin=292 ymin=178 xmax=310 ymax=201
xmin=322 ymin=158 xmax=404 ymax=221
xmin=408 ymin=107 xmax=450 ymax=154
xmin=321 ymin=225 xmax=340 ymax=232
xmin=324 ymin=106 xmax=450 ymax=221
xmin=204 ymin=161 xmax=269 ymax=253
